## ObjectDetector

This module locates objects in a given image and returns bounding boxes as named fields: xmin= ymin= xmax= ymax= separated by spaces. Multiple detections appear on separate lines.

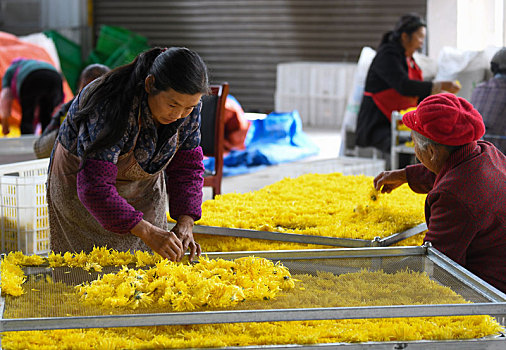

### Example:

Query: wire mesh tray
xmin=1 ymin=244 xmax=505 ymax=334
xmin=174 ymin=222 xmax=428 ymax=248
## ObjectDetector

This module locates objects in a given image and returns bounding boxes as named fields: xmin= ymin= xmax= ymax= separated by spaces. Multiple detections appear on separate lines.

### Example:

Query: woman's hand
xmin=0 ymin=88 xmax=13 ymax=135
xmin=374 ymin=169 xmax=407 ymax=193
xmin=171 ymin=215 xmax=201 ymax=262
xmin=440 ymin=81 xmax=461 ymax=94
xmin=1 ymin=115 xmax=9 ymax=135
xmin=131 ymin=219 xmax=184 ymax=261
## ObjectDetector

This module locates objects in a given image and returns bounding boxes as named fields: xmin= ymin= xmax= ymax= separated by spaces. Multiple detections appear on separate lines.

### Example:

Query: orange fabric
xmin=0 ymin=31 xmax=74 ymax=128
xmin=223 ymin=96 xmax=250 ymax=151
xmin=364 ymin=56 xmax=424 ymax=121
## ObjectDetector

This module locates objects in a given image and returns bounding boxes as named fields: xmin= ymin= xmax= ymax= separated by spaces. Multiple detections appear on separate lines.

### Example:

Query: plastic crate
xmin=309 ymin=63 xmax=356 ymax=99
xmin=0 ymin=159 xmax=50 ymax=256
xmin=275 ymin=62 xmax=357 ymax=128
xmin=309 ymin=96 xmax=347 ymax=128
xmin=274 ymin=93 xmax=310 ymax=125
xmin=96 ymin=25 xmax=149 ymax=57
xmin=44 ymin=30 xmax=83 ymax=92
xmin=84 ymin=49 xmax=108 ymax=66
xmin=59 ymin=58 xmax=82 ymax=93
xmin=104 ymin=44 xmax=148 ymax=69
xmin=276 ymin=62 xmax=312 ymax=95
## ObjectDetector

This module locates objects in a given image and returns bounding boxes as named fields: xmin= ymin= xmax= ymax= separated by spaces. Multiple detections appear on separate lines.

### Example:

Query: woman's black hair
xmin=380 ymin=13 xmax=426 ymax=46
xmin=75 ymin=47 xmax=209 ymax=161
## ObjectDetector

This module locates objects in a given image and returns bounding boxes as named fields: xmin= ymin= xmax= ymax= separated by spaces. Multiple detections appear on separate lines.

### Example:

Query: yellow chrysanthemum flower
xmin=75 ymin=256 xmax=294 ymax=311
xmin=169 ymin=173 xmax=426 ymax=251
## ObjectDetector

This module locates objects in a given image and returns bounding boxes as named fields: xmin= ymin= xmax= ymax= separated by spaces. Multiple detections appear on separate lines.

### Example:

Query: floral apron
xmin=47 ymin=111 xmax=174 ymax=253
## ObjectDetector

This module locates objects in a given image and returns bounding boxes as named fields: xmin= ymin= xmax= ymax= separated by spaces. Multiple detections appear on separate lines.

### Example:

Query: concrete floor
xmin=0 ymin=135 xmax=39 ymax=165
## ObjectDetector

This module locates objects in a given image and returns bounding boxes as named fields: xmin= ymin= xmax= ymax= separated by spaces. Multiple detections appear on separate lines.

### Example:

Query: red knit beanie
xmin=402 ymin=93 xmax=485 ymax=146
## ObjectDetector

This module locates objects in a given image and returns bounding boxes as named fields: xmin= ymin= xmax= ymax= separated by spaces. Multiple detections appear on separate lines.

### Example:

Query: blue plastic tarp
xmin=204 ymin=110 xmax=319 ymax=176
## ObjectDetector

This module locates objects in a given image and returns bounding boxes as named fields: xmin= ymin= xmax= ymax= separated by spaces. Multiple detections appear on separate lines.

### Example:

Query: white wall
xmin=427 ymin=0 xmax=458 ymax=59
xmin=427 ymin=0 xmax=505 ymax=59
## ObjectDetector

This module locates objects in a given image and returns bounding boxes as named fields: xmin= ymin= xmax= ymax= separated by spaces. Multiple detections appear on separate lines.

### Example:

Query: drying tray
xmin=173 ymin=222 xmax=428 ymax=248
xmin=1 ymin=244 xmax=505 ymax=349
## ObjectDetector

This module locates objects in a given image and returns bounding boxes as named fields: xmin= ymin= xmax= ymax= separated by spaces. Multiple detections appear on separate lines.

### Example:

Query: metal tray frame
xmin=174 ymin=222 xmax=428 ymax=248
xmin=192 ymin=337 xmax=506 ymax=350
xmin=1 ymin=244 xmax=505 ymax=334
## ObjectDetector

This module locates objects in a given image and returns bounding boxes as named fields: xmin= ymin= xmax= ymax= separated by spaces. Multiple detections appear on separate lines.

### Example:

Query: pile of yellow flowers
xmin=0 ymin=247 xmax=164 ymax=297
xmin=2 ymin=316 xmax=502 ymax=350
xmin=76 ymin=256 xmax=295 ymax=311
xmin=0 ymin=259 xmax=26 ymax=296
xmin=175 ymin=173 xmax=426 ymax=251
xmin=198 ymin=174 xmax=425 ymax=239
xmin=0 ymin=248 xmax=503 ymax=349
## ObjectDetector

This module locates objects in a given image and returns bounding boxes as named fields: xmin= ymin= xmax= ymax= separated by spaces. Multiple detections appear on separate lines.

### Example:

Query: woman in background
xmin=0 ymin=58 xmax=63 ymax=134
xmin=355 ymin=13 xmax=460 ymax=163
xmin=34 ymin=63 xmax=110 ymax=159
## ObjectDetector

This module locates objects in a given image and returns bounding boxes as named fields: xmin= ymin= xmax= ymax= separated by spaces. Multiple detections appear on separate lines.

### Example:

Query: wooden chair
xmin=200 ymin=82 xmax=229 ymax=198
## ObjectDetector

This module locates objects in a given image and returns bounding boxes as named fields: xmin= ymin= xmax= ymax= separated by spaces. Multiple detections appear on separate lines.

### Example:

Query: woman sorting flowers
xmin=374 ymin=93 xmax=506 ymax=293
xmin=47 ymin=47 xmax=209 ymax=262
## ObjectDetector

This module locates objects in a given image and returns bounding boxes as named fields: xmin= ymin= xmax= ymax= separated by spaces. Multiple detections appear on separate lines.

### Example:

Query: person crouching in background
xmin=0 ymin=58 xmax=64 ymax=134
xmin=33 ymin=64 xmax=111 ymax=159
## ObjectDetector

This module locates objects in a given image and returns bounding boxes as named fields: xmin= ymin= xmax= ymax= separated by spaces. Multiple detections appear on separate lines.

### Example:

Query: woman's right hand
xmin=1 ymin=116 xmax=9 ymax=135
xmin=440 ymin=81 xmax=461 ymax=94
xmin=130 ymin=219 xmax=184 ymax=261
xmin=373 ymin=169 xmax=407 ymax=194
xmin=0 ymin=88 xmax=13 ymax=135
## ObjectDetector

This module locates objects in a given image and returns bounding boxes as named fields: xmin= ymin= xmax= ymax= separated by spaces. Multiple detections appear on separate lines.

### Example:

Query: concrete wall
xmin=428 ymin=0 xmax=505 ymax=59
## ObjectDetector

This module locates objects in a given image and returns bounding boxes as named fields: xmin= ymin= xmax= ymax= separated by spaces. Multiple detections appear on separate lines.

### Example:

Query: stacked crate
xmin=0 ymin=159 xmax=50 ymax=255
xmin=275 ymin=62 xmax=356 ymax=128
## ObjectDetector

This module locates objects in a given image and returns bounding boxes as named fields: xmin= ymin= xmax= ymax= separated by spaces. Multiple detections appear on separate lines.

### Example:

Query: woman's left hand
xmin=171 ymin=215 xmax=201 ymax=262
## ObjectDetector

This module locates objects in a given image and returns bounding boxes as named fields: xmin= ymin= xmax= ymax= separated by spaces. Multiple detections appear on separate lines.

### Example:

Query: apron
xmin=47 ymin=110 xmax=175 ymax=253
xmin=365 ymin=56 xmax=424 ymax=121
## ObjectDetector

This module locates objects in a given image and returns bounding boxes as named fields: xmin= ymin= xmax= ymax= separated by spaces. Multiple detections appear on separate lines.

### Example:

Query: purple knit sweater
xmin=77 ymin=147 xmax=204 ymax=234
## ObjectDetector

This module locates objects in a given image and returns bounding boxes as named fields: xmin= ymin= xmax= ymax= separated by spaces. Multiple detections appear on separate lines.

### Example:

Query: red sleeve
xmin=423 ymin=192 xmax=476 ymax=266
xmin=77 ymin=159 xmax=143 ymax=234
xmin=405 ymin=163 xmax=436 ymax=194
xmin=165 ymin=146 xmax=204 ymax=221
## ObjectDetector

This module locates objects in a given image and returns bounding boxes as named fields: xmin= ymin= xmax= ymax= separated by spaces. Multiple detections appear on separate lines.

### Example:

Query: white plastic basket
xmin=275 ymin=62 xmax=357 ymax=128
xmin=0 ymin=158 xmax=50 ymax=255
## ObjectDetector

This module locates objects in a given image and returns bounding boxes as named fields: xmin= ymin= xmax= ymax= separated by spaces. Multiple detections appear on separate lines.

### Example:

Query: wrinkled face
xmin=412 ymin=131 xmax=437 ymax=173
xmin=145 ymin=77 xmax=202 ymax=125
xmin=402 ymin=26 xmax=426 ymax=56
xmin=413 ymin=135 xmax=427 ymax=165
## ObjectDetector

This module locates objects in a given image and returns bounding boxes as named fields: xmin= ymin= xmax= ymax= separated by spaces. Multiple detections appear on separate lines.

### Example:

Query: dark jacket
xmin=355 ymin=41 xmax=432 ymax=152
xmin=471 ymin=75 xmax=506 ymax=154
xmin=406 ymin=141 xmax=506 ymax=293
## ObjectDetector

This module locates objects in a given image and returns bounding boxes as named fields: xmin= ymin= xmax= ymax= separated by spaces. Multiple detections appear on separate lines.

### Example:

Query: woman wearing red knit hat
xmin=374 ymin=93 xmax=506 ymax=293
